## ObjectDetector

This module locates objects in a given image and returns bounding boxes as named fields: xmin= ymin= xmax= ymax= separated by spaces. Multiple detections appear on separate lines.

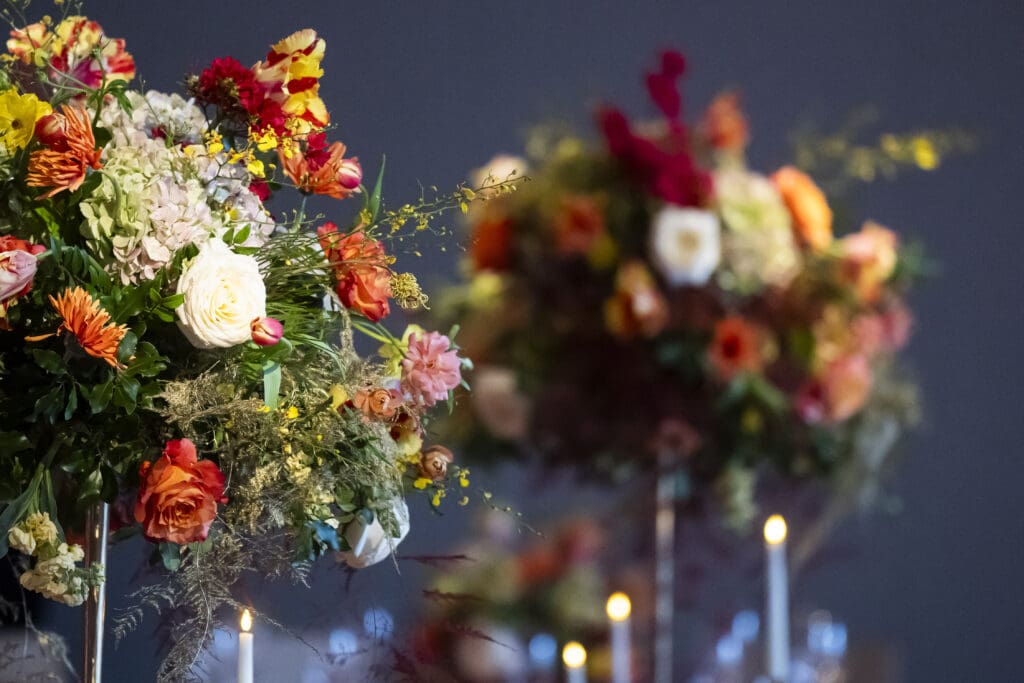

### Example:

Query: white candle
xmin=238 ymin=608 xmax=254 ymax=683
xmin=562 ymin=641 xmax=587 ymax=683
xmin=606 ymin=593 xmax=632 ymax=683
xmin=764 ymin=515 xmax=790 ymax=682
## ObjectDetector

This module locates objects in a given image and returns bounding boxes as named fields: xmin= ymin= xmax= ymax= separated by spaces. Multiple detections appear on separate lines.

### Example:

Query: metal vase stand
xmin=82 ymin=502 xmax=109 ymax=683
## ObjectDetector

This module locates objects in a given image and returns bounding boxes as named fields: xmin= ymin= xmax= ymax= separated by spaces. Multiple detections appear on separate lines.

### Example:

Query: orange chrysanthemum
xmin=27 ymin=105 xmax=103 ymax=199
xmin=26 ymin=287 xmax=127 ymax=368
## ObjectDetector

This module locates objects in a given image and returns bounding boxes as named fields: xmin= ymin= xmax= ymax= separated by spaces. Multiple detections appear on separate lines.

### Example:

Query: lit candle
xmin=562 ymin=641 xmax=587 ymax=683
xmin=238 ymin=608 xmax=254 ymax=683
xmin=764 ymin=515 xmax=790 ymax=682
xmin=606 ymin=593 xmax=632 ymax=683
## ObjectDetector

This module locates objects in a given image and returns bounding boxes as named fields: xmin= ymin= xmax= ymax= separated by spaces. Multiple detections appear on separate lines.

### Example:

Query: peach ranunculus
xmin=553 ymin=194 xmax=606 ymax=256
xmin=838 ymin=221 xmax=899 ymax=303
xmin=317 ymin=222 xmax=392 ymax=321
xmin=352 ymin=387 xmax=401 ymax=420
xmin=771 ymin=166 xmax=833 ymax=251
xmin=134 ymin=438 xmax=226 ymax=545
xmin=708 ymin=315 xmax=764 ymax=380
xmin=796 ymin=354 xmax=873 ymax=424
xmin=701 ymin=91 xmax=749 ymax=152
xmin=604 ymin=260 xmax=669 ymax=339
xmin=280 ymin=132 xmax=361 ymax=199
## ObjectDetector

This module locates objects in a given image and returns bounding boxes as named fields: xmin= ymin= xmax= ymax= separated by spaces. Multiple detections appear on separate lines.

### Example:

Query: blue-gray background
xmin=32 ymin=1 xmax=1024 ymax=681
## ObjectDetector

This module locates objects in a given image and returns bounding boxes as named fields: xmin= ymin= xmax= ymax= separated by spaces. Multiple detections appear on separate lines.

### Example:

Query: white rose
xmin=339 ymin=497 xmax=410 ymax=569
xmin=649 ymin=207 xmax=721 ymax=286
xmin=176 ymin=240 xmax=266 ymax=349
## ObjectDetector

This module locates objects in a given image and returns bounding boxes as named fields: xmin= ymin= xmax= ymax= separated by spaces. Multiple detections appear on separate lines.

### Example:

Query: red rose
xmin=134 ymin=438 xmax=226 ymax=545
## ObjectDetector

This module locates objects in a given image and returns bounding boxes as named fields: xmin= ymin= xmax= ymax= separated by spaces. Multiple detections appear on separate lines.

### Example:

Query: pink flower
xmin=401 ymin=331 xmax=462 ymax=407
xmin=250 ymin=316 xmax=283 ymax=346
xmin=0 ymin=236 xmax=44 ymax=318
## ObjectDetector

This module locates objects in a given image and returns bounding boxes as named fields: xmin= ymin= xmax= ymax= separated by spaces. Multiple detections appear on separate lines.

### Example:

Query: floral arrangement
xmin=0 ymin=2 xmax=489 ymax=678
xmin=407 ymin=514 xmax=612 ymax=681
xmin=438 ymin=51 xmax=953 ymax=529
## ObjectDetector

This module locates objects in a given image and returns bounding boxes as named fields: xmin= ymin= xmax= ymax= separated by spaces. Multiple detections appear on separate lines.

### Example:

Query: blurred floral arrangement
xmin=406 ymin=513 xmax=614 ymax=681
xmin=437 ymin=50 xmax=962 ymax=530
xmin=0 ymin=1 xmax=494 ymax=679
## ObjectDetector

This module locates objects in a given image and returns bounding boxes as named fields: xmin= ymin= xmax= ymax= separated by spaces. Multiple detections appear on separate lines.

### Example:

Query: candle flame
xmin=606 ymin=592 xmax=632 ymax=621
xmin=562 ymin=641 xmax=587 ymax=669
xmin=764 ymin=515 xmax=787 ymax=544
xmin=240 ymin=608 xmax=252 ymax=632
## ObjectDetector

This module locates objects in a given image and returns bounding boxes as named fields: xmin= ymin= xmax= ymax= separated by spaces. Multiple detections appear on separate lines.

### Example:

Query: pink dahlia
xmin=401 ymin=331 xmax=462 ymax=407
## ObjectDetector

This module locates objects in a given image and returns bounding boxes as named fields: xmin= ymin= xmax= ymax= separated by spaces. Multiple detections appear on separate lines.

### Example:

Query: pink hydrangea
xmin=401 ymin=331 xmax=462 ymax=407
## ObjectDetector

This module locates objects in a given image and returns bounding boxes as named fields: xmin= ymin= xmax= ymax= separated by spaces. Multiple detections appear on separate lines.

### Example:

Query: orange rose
xmin=838 ymin=221 xmax=898 ymax=303
xmin=317 ymin=223 xmax=393 ymax=321
xmin=134 ymin=439 xmax=226 ymax=545
xmin=772 ymin=166 xmax=832 ymax=251
xmin=336 ymin=265 xmax=391 ymax=322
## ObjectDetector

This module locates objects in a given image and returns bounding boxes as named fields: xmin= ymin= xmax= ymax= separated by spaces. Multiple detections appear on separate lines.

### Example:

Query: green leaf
xmin=367 ymin=156 xmax=386 ymax=222
xmin=0 ymin=432 xmax=30 ymax=458
xmin=262 ymin=361 xmax=281 ymax=409
xmin=160 ymin=293 xmax=184 ymax=309
xmin=159 ymin=542 xmax=181 ymax=572
xmin=30 ymin=349 xmax=66 ymax=375
xmin=78 ymin=468 xmax=103 ymax=505
xmin=34 ymin=385 xmax=65 ymax=423
xmin=117 ymin=330 xmax=138 ymax=365
xmin=63 ymin=385 xmax=78 ymax=421
xmin=233 ymin=224 xmax=251 ymax=245
xmin=100 ymin=464 xmax=118 ymax=502
xmin=89 ymin=378 xmax=114 ymax=414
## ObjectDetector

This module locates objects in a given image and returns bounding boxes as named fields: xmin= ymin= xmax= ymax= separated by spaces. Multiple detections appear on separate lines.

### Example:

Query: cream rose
xmin=176 ymin=240 xmax=267 ymax=349
xmin=649 ymin=207 xmax=721 ymax=286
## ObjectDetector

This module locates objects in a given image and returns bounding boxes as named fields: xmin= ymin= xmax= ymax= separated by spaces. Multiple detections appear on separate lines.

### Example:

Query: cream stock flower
xmin=176 ymin=240 xmax=267 ymax=349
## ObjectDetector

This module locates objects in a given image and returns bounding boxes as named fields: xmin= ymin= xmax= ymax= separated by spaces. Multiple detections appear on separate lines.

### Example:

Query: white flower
xmin=470 ymin=154 xmax=528 ymax=193
xmin=649 ymin=207 xmax=721 ymax=286
xmin=339 ymin=497 xmax=410 ymax=569
xmin=97 ymin=90 xmax=207 ymax=148
xmin=176 ymin=240 xmax=267 ymax=349
xmin=7 ymin=526 xmax=35 ymax=555
xmin=714 ymin=169 xmax=800 ymax=292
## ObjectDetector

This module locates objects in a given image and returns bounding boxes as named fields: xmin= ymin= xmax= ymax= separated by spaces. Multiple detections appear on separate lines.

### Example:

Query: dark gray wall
xmin=35 ymin=1 xmax=1024 ymax=681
